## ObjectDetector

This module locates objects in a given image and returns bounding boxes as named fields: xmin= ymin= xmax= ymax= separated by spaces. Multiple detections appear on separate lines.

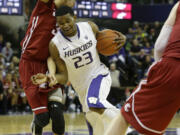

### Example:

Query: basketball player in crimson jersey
xmin=31 ymin=6 xmax=126 ymax=135
xmin=104 ymin=1 xmax=180 ymax=135
xmin=19 ymin=0 xmax=75 ymax=135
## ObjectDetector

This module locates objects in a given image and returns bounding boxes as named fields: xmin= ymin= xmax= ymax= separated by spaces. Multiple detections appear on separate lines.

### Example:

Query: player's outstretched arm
xmin=49 ymin=41 xmax=68 ymax=85
xmin=154 ymin=2 xmax=179 ymax=61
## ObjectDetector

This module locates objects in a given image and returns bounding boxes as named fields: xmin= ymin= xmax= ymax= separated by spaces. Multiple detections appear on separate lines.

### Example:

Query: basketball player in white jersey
xmin=32 ymin=6 xmax=126 ymax=135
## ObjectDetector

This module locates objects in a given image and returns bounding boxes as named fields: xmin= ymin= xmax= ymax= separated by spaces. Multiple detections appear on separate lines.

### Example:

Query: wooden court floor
xmin=0 ymin=113 xmax=180 ymax=135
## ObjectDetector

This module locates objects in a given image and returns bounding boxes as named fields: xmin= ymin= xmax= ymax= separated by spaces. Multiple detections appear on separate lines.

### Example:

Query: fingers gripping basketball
xmin=96 ymin=29 xmax=124 ymax=56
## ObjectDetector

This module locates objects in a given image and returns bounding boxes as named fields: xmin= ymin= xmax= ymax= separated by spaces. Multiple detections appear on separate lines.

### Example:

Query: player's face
xmin=57 ymin=13 xmax=76 ymax=37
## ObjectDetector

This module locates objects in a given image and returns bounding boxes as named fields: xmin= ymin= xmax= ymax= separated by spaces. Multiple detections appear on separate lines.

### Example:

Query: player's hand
xmin=113 ymin=31 xmax=126 ymax=51
xmin=31 ymin=73 xmax=48 ymax=85
xmin=48 ymin=74 xmax=58 ymax=87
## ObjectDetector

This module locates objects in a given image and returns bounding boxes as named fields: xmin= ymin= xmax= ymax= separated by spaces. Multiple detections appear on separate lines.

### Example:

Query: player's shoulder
xmin=77 ymin=21 xmax=89 ymax=26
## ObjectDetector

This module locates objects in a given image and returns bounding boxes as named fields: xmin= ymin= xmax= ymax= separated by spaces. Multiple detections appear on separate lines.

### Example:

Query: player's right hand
xmin=48 ymin=74 xmax=58 ymax=87
xmin=31 ymin=73 xmax=48 ymax=85
xmin=113 ymin=31 xmax=126 ymax=52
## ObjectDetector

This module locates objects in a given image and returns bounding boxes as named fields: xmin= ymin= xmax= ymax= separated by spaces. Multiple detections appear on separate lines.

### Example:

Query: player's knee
xmin=48 ymin=101 xmax=65 ymax=134
xmin=34 ymin=112 xmax=50 ymax=128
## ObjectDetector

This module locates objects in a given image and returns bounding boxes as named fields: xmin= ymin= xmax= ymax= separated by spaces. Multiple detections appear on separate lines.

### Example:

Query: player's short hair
xmin=56 ymin=6 xmax=74 ymax=17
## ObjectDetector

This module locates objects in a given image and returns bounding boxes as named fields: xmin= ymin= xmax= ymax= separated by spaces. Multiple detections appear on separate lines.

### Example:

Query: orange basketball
xmin=96 ymin=29 xmax=119 ymax=56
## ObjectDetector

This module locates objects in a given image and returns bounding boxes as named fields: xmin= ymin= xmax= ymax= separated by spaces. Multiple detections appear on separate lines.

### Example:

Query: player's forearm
xmin=47 ymin=57 xmax=56 ymax=75
xmin=154 ymin=25 xmax=172 ymax=61
xmin=55 ymin=73 xmax=68 ymax=85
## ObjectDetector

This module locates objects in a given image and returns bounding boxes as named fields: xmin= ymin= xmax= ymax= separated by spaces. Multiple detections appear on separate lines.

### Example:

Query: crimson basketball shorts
xmin=19 ymin=58 xmax=51 ymax=114
xmin=122 ymin=57 xmax=180 ymax=135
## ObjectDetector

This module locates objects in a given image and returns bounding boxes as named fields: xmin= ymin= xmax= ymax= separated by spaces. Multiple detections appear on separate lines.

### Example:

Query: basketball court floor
xmin=0 ymin=113 xmax=180 ymax=135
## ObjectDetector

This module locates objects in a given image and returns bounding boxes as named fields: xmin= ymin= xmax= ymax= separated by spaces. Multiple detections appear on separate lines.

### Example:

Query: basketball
xmin=96 ymin=29 xmax=119 ymax=56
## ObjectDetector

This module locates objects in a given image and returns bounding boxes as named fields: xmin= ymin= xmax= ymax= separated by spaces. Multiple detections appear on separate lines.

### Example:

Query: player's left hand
xmin=31 ymin=73 xmax=48 ymax=85
xmin=113 ymin=31 xmax=126 ymax=51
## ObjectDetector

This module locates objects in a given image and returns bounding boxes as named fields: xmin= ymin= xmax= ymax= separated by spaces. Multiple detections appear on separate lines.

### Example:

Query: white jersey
xmin=52 ymin=22 xmax=109 ymax=110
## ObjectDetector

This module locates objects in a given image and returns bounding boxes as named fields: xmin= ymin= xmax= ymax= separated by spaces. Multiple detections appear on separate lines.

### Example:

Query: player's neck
xmin=68 ymin=31 xmax=78 ymax=40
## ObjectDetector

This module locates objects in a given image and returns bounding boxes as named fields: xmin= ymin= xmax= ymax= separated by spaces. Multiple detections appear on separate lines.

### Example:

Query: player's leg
xmin=86 ymin=120 xmax=93 ymax=135
xmin=23 ymin=86 xmax=50 ymax=135
xmin=85 ymin=110 xmax=104 ymax=135
xmin=31 ymin=112 xmax=50 ymax=135
xmin=86 ymin=74 xmax=120 ymax=134
xmin=104 ymin=111 xmax=129 ymax=135
xmin=104 ymin=58 xmax=180 ymax=135
xmin=48 ymin=88 xmax=65 ymax=135
xmin=19 ymin=60 xmax=50 ymax=135
xmin=30 ymin=90 xmax=50 ymax=135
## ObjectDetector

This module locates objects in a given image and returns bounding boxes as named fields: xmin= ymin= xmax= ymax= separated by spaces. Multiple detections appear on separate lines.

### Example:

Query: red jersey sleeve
xmin=20 ymin=0 xmax=57 ymax=61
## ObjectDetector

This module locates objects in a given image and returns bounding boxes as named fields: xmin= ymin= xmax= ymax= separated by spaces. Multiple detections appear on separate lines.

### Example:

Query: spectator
xmin=1 ymin=42 xmax=13 ymax=62
xmin=3 ymin=73 xmax=18 ymax=113
xmin=129 ymin=39 xmax=142 ymax=57
xmin=108 ymin=63 xmax=122 ymax=105
xmin=0 ymin=53 xmax=5 ymax=70
xmin=154 ymin=21 xmax=162 ymax=36
xmin=143 ymin=41 xmax=153 ymax=54
xmin=0 ymin=70 xmax=8 ymax=114
xmin=110 ymin=63 xmax=121 ymax=88
xmin=126 ymin=28 xmax=134 ymax=40
xmin=148 ymin=28 xmax=157 ymax=43
xmin=64 ymin=84 xmax=82 ymax=113
xmin=12 ymin=72 xmax=27 ymax=113
xmin=0 ymin=72 xmax=5 ymax=114
xmin=0 ymin=34 xmax=4 ymax=52
xmin=141 ymin=55 xmax=154 ymax=77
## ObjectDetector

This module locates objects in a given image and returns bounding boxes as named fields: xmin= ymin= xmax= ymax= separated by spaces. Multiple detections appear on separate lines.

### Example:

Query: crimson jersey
xmin=163 ymin=3 xmax=180 ymax=59
xmin=20 ymin=0 xmax=56 ymax=61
